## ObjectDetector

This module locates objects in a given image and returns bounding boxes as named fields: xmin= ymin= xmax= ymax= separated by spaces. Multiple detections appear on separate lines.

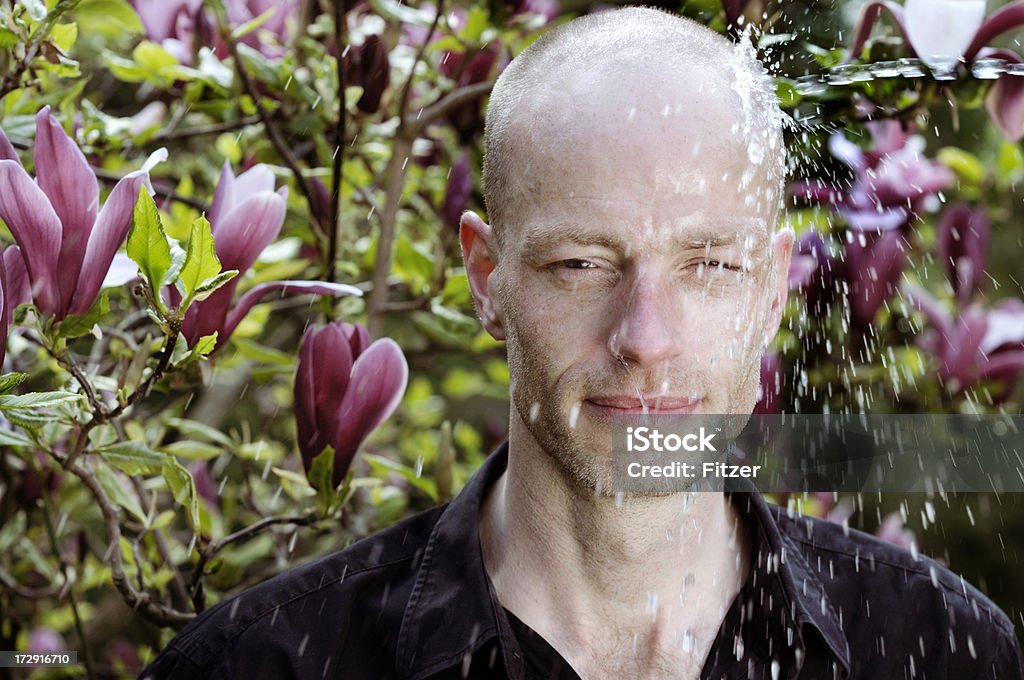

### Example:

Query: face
xmin=463 ymin=63 xmax=793 ymax=494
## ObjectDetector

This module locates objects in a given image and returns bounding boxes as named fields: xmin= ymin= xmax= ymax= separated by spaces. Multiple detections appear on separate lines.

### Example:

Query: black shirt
xmin=140 ymin=440 xmax=1023 ymax=679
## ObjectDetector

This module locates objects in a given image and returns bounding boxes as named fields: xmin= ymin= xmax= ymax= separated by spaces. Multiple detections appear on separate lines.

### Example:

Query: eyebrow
xmin=520 ymin=219 xmax=766 ymax=254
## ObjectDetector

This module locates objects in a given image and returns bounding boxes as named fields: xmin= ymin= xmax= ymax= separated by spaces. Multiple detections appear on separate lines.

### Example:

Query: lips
xmin=586 ymin=395 xmax=700 ymax=414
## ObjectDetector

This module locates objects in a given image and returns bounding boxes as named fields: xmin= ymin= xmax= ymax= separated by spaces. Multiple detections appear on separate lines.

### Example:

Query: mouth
xmin=584 ymin=395 xmax=701 ymax=417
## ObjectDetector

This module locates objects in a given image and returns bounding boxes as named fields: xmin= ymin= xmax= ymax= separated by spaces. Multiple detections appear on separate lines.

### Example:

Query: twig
xmin=65 ymin=457 xmax=194 ymax=627
xmin=366 ymin=0 xmax=445 ymax=337
xmin=93 ymin=168 xmax=210 ymax=212
xmin=0 ymin=566 xmax=62 ymax=599
xmin=223 ymin=27 xmax=327 ymax=236
xmin=148 ymin=115 xmax=261 ymax=144
xmin=189 ymin=511 xmax=318 ymax=612
xmin=128 ymin=475 xmax=192 ymax=612
xmin=64 ymin=329 xmax=180 ymax=470
xmin=0 ymin=0 xmax=82 ymax=102
xmin=407 ymin=81 xmax=494 ymax=137
xmin=327 ymin=0 xmax=346 ymax=284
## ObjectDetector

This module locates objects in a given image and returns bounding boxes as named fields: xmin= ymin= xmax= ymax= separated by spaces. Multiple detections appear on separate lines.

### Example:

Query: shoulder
xmin=773 ymin=505 xmax=1022 ymax=675
xmin=139 ymin=503 xmax=448 ymax=679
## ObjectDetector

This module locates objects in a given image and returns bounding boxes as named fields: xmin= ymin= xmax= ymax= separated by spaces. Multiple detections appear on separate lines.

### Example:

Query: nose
xmin=608 ymin=271 xmax=684 ymax=368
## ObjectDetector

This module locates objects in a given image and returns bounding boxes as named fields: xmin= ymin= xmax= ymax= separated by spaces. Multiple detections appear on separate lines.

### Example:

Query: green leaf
xmin=160 ymin=440 xmax=224 ymax=460
xmin=190 ymin=270 xmax=238 ymax=303
xmin=95 ymin=462 xmax=148 ymax=524
xmin=162 ymin=457 xmax=200 ymax=530
xmin=232 ymin=337 xmax=292 ymax=365
xmin=18 ymin=0 xmax=46 ymax=23
xmin=49 ymin=22 xmax=76 ymax=52
xmin=99 ymin=441 xmax=167 ymax=476
xmin=0 ymin=514 xmax=25 ymax=554
xmin=230 ymin=7 xmax=274 ymax=40
xmin=460 ymin=6 xmax=489 ymax=43
xmin=937 ymin=147 xmax=985 ymax=186
xmin=0 ymin=391 xmax=82 ymax=411
xmin=0 ymin=427 xmax=34 ymax=448
xmin=180 ymin=215 xmax=222 ymax=303
xmin=166 ymin=417 xmax=234 ymax=449
xmin=363 ymin=453 xmax=438 ymax=500
xmin=192 ymin=332 xmax=218 ymax=357
xmin=308 ymin=446 xmax=335 ymax=514
xmin=75 ymin=0 xmax=143 ymax=34
xmin=368 ymin=0 xmax=434 ymax=26
xmin=273 ymin=466 xmax=316 ymax=499
xmin=56 ymin=290 xmax=108 ymax=338
xmin=0 ymin=27 xmax=20 ymax=48
xmin=164 ymin=237 xmax=187 ymax=288
xmin=0 ymin=372 xmax=29 ymax=395
xmin=126 ymin=188 xmax=172 ymax=297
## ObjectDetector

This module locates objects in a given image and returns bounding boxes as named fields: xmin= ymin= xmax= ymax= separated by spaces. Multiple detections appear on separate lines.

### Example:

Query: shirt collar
xmin=396 ymin=441 xmax=852 ymax=679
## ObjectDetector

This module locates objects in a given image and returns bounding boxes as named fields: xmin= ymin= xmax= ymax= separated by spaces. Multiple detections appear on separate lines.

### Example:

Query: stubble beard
xmin=505 ymin=321 xmax=619 ymax=496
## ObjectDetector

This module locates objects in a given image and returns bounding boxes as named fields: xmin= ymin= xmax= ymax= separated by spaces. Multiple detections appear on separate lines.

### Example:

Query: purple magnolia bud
xmin=983 ymin=48 xmax=1024 ymax=142
xmin=844 ymin=228 xmax=908 ymax=331
xmin=354 ymin=34 xmax=391 ymax=114
xmin=183 ymin=162 xmax=288 ymax=345
xmin=294 ymin=322 xmax=408 ymax=487
xmin=440 ymin=153 xmax=472 ymax=230
xmin=936 ymin=203 xmax=989 ymax=305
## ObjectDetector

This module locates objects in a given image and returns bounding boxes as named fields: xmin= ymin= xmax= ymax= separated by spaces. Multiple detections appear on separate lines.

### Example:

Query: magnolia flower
xmin=904 ymin=284 xmax=1024 ymax=397
xmin=130 ymin=0 xmax=298 ymax=64
xmin=936 ymin=203 xmax=989 ymax=306
xmin=845 ymin=229 xmax=908 ymax=330
xmin=294 ymin=322 xmax=408 ymax=487
xmin=180 ymin=162 xmax=361 ymax=347
xmin=788 ymin=231 xmax=840 ymax=317
xmin=129 ymin=0 xmax=207 ymax=64
xmin=849 ymin=1 xmax=1024 ymax=139
xmin=0 ymin=107 xmax=165 ymax=320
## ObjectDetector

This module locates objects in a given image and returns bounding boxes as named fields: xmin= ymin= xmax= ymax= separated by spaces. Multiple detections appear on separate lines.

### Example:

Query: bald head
xmin=482 ymin=7 xmax=786 ymax=254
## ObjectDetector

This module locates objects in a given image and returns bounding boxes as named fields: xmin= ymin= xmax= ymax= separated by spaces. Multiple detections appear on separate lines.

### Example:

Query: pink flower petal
xmin=207 ymin=161 xmax=236 ymax=230
xmin=965 ymin=1 xmax=1024 ymax=64
xmin=217 ymin=280 xmax=363 ymax=346
xmin=3 ymin=246 xmax=30 ymax=311
xmin=33 ymin=107 xmax=99 ymax=313
xmin=986 ymin=61 xmax=1024 ymax=142
xmin=0 ymin=128 xmax=18 ymax=163
xmin=332 ymin=338 xmax=408 ymax=485
xmin=70 ymin=171 xmax=150 ymax=316
xmin=294 ymin=325 xmax=322 ymax=465
xmin=0 ymin=161 xmax=63 ymax=315
xmin=213 ymin=191 xmax=287 ymax=277
xmin=846 ymin=1 xmax=916 ymax=62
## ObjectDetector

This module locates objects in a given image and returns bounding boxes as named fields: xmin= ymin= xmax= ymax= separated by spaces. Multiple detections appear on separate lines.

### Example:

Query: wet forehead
xmin=519 ymin=214 xmax=772 ymax=257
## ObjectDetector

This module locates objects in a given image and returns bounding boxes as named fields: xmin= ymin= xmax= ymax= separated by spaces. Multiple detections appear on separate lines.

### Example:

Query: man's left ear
xmin=764 ymin=227 xmax=794 ymax=347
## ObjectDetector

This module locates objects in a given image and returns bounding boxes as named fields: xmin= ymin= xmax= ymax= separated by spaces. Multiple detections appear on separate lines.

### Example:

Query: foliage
xmin=0 ymin=0 xmax=1022 ymax=675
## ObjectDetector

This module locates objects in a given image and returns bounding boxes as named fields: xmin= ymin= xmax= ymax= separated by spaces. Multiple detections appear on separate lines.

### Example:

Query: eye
xmin=561 ymin=259 xmax=599 ymax=270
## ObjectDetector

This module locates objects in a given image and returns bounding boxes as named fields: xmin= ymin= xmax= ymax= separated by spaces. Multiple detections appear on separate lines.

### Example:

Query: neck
xmin=479 ymin=414 xmax=751 ymax=667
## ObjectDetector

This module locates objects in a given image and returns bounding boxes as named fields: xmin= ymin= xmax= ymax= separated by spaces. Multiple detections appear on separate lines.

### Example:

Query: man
xmin=141 ymin=7 xmax=1023 ymax=679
